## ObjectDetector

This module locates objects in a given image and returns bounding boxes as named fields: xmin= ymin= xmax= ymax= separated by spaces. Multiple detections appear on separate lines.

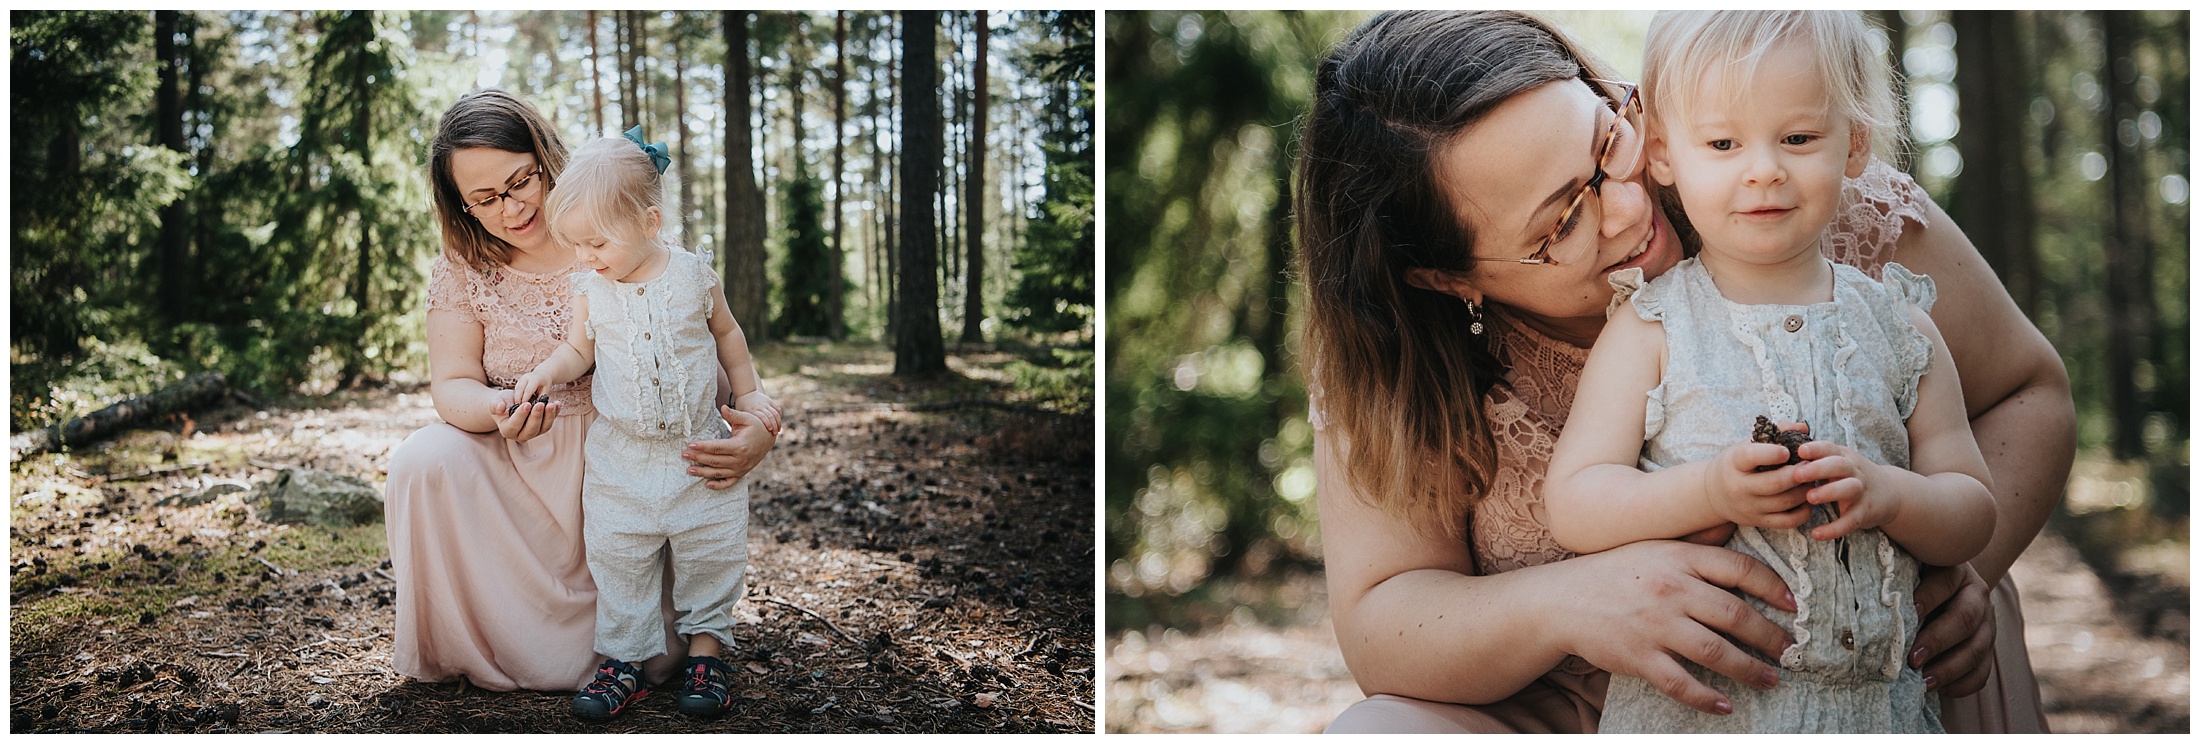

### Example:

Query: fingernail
xmin=1784 ymin=591 xmax=1797 ymax=610
xmin=1909 ymin=646 xmax=1926 ymax=667
xmin=1713 ymin=699 xmax=1733 ymax=715
xmin=1923 ymin=674 xmax=1938 ymax=690
xmin=1759 ymin=669 xmax=1779 ymax=689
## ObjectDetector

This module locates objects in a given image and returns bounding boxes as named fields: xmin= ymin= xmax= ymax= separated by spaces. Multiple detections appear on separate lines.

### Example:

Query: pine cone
xmin=1751 ymin=415 xmax=1811 ymax=471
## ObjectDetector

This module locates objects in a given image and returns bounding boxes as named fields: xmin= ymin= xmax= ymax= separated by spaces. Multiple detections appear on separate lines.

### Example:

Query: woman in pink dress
xmin=1296 ymin=11 xmax=2072 ymax=733
xmin=383 ymin=89 xmax=777 ymax=692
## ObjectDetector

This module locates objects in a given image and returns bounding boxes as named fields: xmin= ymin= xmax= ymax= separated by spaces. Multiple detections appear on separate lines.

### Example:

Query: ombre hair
xmin=1297 ymin=11 xmax=1622 ymax=540
xmin=428 ymin=89 xmax=568 ymax=270
xmin=1643 ymin=11 xmax=1904 ymax=162
xmin=544 ymin=135 xmax=681 ymax=254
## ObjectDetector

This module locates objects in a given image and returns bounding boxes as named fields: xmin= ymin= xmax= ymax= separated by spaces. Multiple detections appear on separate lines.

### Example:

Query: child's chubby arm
xmin=1790 ymin=305 xmax=1996 ymax=566
xmin=706 ymin=276 xmax=782 ymax=434
xmin=1545 ymin=298 xmax=1815 ymax=555
xmin=513 ymin=296 xmax=596 ymax=407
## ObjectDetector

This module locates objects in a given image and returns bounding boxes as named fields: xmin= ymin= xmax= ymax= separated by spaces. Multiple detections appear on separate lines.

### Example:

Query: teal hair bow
xmin=623 ymin=125 xmax=670 ymax=175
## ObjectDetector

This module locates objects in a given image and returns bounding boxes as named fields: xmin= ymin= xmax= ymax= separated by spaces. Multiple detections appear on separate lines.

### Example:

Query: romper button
xmin=643 ymin=332 xmax=652 ymax=340
xmin=658 ymin=422 xmax=667 ymax=430
xmin=637 ymin=287 xmax=646 ymax=296
xmin=1783 ymin=314 xmax=1804 ymax=333
xmin=1840 ymin=629 xmax=1855 ymax=649
xmin=652 ymin=378 xmax=660 ymax=386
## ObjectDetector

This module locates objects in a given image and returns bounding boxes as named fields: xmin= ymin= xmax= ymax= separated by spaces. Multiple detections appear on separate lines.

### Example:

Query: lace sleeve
xmin=1823 ymin=159 xmax=1931 ymax=278
xmin=425 ymin=254 xmax=477 ymax=323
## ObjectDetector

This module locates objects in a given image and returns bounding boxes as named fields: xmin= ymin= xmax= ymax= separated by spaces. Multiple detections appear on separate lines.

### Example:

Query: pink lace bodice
xmin=426 ymin=253 xmax=596 ymax=417
xmin=1312 ymin=159 xmax=1931 ymax=576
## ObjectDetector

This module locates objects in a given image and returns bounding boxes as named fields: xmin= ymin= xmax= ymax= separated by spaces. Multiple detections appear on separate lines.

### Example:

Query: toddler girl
xmin=515 ymin=127 xmax=784 ymax=721
xmin=1543 ymin=11 xmax=1996 ymax=733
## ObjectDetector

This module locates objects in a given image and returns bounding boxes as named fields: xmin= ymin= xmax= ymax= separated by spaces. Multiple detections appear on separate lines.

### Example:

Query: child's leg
xmin=666 ymin=482 xmax=751 ymax=656
xmin=583 ymin=518 xmax=676 ymax=664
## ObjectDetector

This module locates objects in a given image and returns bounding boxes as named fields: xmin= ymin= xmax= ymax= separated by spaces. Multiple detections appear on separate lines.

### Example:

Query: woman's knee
xmin=387 ymin=423 xmax=482 ymax=481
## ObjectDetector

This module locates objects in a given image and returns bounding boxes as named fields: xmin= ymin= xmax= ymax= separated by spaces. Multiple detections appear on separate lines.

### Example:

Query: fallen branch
xmin=373 ymin=568 xmax=396 ymax=583
xmin=200 ymin=651 xmax=249 ymax=659
xmin=11 ymin=372 xmax=229 ymax=458
xmin=253 ymin=557 xmax=290 ymax=577
xmin=757 ymin=596 xmax=857 ymax=645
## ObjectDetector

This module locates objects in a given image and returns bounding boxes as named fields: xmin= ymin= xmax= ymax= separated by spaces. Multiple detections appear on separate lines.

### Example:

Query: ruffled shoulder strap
xmin=1877 ymin=262 xmax=1937 ymax=314
xmin=1606 ymin=267 xmax=1652 ymax=320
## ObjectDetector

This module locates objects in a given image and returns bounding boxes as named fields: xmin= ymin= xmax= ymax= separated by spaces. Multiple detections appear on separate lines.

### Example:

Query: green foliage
xmin=12 ymin=11 xmax=183 ymax=363
xmin=1004 ymin=11 xmax=1095 ymax=335
xmin=774 ymin=163 xmax=840 ymax=337
xmin=1105 ymin=12 xmax=1352 ymax=616
xmin=1006 ymin=347 xmax=1095 ymax=415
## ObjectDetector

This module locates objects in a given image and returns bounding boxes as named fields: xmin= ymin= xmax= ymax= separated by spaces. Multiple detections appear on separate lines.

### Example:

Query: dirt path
xmin=10 ymin=344 xmax=1096 ymax=733
xmin=1104 ymin=532 xmax=2189 ymax=733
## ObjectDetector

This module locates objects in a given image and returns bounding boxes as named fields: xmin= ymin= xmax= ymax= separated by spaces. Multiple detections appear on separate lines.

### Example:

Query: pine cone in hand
xmin=1751 ymin=415 xmax=1811 ymax=472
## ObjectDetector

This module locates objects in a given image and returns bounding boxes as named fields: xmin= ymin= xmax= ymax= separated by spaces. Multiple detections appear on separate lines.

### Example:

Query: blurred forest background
xmin=13 ymin=9 xmax=1096 ymax=431
xmin=1106 ymin=11 xmax=2188 ymax=731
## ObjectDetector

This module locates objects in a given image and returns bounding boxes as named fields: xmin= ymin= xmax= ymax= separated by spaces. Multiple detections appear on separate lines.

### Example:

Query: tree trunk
xmin=895 ymin=11 xmax=946 ymax=376
xmin=1873 ymin=10 xmax=1912 ymax=174
xmin=155 ymin=10 xmax=191 ymax=325
xmin=589 ymin=10 xmax=604 ymax=132
xmin=343 ymin=10 xmax=376 ymax=388
xmin=961 ymin=11 xmax=989 ymax=344
xmin=2099 ymin=9 xmax=2157 ymax=459
xmin=830 ymin=10 xmax=848 ymax=339
xmin=885 ymin=15 xmax=901 ymax=343
xmin=1950 ymin=11 xmax=2038 ymax=317
xmin=725 ymin=10 xmax=770 ymax=342
xmin=674 ymin=19 xmax=694 ymax=245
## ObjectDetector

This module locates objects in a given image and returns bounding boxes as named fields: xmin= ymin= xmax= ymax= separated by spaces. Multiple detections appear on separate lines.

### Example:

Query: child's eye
xmin=1783 ymin=134 xmax=1816 ymax=146
xmin=1708 ymin=139 xmax=1735 ymax=151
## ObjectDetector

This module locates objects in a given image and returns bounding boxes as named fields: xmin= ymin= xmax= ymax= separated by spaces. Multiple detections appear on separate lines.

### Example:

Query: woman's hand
xmin=1910 ymin=562 xmax=1996 ymax=697
xmin=1556 ymin=540 xmax=1797 ymax=715
xmin=684 ymin=405 xmax=776 ymax=488
xmin=488 ymin=388 xmax=559 ymax=442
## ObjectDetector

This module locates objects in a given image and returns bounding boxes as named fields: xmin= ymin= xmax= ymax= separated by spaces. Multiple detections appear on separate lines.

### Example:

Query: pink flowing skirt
xmin=384 ymin=414 xmax=681 ymax=692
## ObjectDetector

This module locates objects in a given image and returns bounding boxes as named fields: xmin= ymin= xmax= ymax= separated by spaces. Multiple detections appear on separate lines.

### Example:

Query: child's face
xmin=1647 ymin=39 xmax=1869 ymax=266
xmin=556 ymin=205 xmax=665 ymax=283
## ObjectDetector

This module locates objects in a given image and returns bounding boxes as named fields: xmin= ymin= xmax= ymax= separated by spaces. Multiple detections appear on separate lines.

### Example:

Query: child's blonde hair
xmin=1643 ymin=11 xmax=1903 ymax=162
xmin=545 ymin=134 xmax=681 ymax=251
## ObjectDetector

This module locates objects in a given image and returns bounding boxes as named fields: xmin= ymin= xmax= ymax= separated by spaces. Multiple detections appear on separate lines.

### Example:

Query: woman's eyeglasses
xmin=462 ymin=167 xmax=545 ymax=219
xmin=1465 ymin=79 xmax=1643 ymax=266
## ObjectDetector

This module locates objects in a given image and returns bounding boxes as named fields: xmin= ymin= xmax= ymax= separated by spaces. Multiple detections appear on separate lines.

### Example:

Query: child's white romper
xmin=575 ymin=248 xmax=748 ymax=662
xmin=1598 ymin=258 xmax=1941 ymax=733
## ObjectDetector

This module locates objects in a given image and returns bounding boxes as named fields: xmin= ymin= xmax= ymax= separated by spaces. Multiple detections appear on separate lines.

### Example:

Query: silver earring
xmin=1466 ymin=299 xmax=1485 ymax=336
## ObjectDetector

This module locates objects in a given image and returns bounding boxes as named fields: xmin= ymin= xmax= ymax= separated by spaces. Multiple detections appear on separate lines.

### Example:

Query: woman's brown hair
xmin=428 ymin=88 xmax=569 ymax=270
xmin=1296 ymin=10 xmax=1620 ymax=539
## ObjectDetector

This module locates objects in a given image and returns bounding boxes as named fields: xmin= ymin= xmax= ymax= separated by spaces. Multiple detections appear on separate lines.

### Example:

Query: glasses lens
xmin=464 ymin=195 xmax=496 ymax=217
xmin=510 ymin=170 xmax=541 ymax=199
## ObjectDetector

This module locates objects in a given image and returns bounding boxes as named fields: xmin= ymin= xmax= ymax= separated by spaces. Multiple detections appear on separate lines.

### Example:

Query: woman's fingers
xmin=1683 ymin=543 xmax=1797 ymax=613
xmin=1912 ymin=564 xmax=1996 ymax=697
xmin=1634 ymin=652 xmax=1735 ymax=716
xmin=1678 ymin=593 xmax=1787 ymax=689
xmin=1683 ymin=578 xmax=1794 ymax=663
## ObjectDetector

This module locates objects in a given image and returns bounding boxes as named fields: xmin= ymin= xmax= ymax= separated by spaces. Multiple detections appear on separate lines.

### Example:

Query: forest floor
xmin=8 ymin=341 xmax=1097 ymax=734
xmin=1107 ymin=525 xmax=2189 ymax=734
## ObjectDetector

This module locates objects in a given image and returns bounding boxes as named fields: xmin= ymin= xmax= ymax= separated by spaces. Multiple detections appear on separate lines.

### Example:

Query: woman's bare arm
xmin=1319 ymin=427 xmax=1797 ymax=714
xmin=1891 ymin=198 xmax=2074 ymax=584
xmin=426 ymin=308 xmax=556 ymax=439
